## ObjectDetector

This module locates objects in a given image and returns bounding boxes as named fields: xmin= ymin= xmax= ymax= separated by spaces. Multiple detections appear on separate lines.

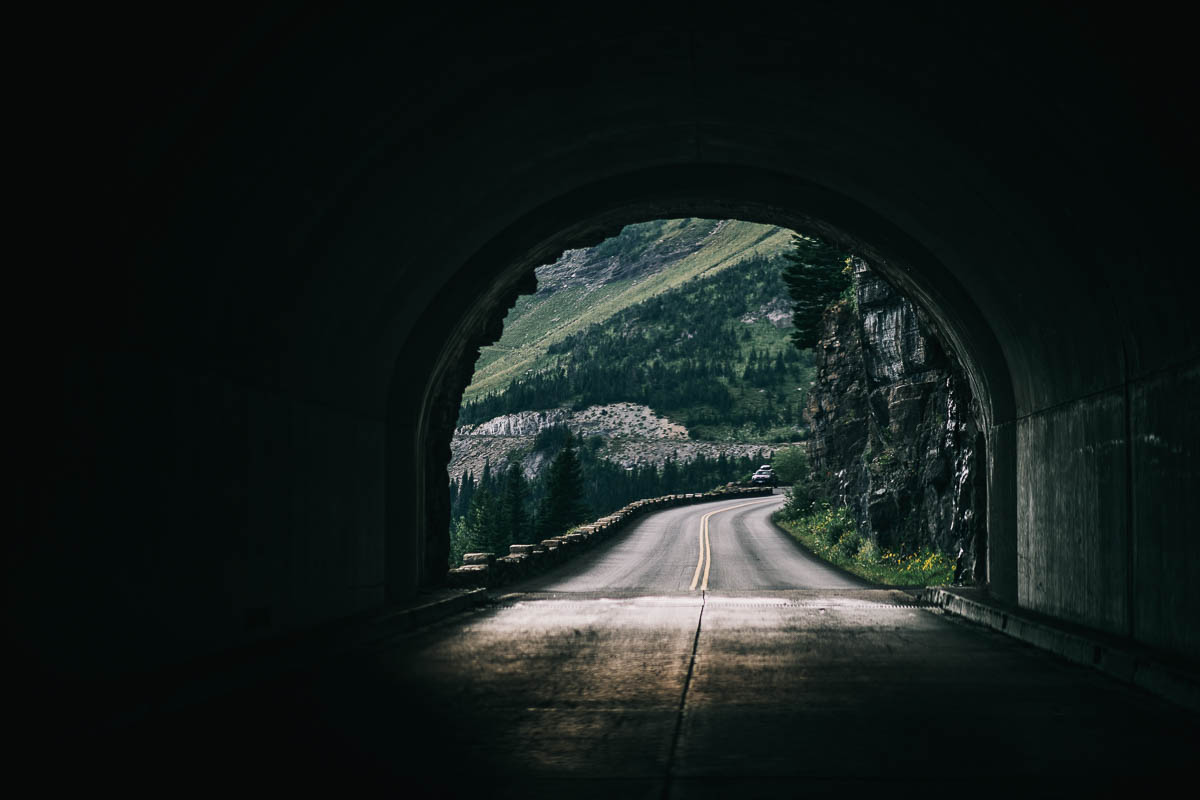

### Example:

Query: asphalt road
xmin=516 ymin=492 xmax=864 ymax=593
xmin=91 ymin=495 xmax=1199 ymax=797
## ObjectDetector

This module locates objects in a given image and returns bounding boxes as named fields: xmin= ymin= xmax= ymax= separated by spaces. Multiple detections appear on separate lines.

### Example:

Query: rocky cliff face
xmin=804 ymin=260 xmax=986 ymax=581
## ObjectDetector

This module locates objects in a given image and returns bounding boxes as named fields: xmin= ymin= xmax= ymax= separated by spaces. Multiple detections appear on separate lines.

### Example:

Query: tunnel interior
xmin=20 ymin=5 xmax=1199 ymax=735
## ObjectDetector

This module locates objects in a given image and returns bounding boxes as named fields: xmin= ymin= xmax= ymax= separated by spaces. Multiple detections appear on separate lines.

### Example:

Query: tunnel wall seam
xmin=1006 ymin=354 xmax=1200 ymax=425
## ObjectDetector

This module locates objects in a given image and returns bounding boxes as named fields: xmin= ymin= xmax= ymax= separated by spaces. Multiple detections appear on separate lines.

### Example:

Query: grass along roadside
xmin=772 ymin=503 xmax=954 ymax=586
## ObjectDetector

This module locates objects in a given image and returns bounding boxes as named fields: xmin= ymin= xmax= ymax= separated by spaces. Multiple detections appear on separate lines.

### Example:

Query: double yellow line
xmin=689 ymin=497 xmax=781 ymax=591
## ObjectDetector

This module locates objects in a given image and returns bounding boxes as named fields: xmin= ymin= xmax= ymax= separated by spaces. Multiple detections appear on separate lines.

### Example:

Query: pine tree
xmin=662 ymin=458 xmax=679 ymax=493
xmin=499 ymin=461 xmax=530 ymax=549
xmin=465 ymin=485 xmax=501 ymax=554
xmin=449 ymin=516 xmax=472 ymax=567
xmin=537 ymin=431 xmax=590 ymax=537
xmin=781 ymin=233 xmax=852 ymax=349
xmin=456 ymin=470 xmax=475 ymax=522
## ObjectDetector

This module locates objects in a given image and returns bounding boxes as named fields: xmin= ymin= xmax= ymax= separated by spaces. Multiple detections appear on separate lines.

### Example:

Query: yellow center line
xmin=689 ymin=496 xmax=781 ymax=591
xmin=701 ymin=513 xmax=713 ymax=590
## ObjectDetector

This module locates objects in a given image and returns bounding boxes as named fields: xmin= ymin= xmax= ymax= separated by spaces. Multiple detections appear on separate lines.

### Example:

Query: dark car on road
xmin=750 ymin=466 xmax=777 ymax=487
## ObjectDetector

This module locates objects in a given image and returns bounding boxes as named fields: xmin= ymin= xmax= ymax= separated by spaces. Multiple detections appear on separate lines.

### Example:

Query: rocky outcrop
xmin=804 ymin=260 xmax=986 ymax=582
xmin=739 ymin=296 xmax=794 ymax=328
xmin=454 ymin=402 xmax=688 ymax=440
xmin=533 ymin=219 xmax=727 ymax=293
xmin=449 ymin=401 xmax=789 ymax=483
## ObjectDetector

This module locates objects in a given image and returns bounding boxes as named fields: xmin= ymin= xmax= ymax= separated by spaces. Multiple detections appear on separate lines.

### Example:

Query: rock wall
xmin=804 ymin=260 xmax=986 ymax=581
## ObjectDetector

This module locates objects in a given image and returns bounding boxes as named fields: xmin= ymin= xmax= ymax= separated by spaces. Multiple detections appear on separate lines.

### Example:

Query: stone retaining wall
xmin=446 ymin=488 xmax=774 ymax=589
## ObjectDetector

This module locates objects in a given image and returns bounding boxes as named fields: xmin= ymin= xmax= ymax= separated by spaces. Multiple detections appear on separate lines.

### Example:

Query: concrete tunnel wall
xmin=18 ymin=5 xmax=1199 ymax=694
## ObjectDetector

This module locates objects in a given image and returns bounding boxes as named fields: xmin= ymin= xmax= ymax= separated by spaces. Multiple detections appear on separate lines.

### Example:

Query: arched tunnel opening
xmin=399 ymin=178 xmax=1018 ymax=601
xmin=16 ymin=4 xmax=1199 ymax=792
xmin=436 ymin=213 xmax=993 ymax=593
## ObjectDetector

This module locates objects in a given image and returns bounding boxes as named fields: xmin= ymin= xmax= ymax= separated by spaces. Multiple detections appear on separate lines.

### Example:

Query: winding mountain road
xmin=516 ymin=492 xmax=862 ymax=592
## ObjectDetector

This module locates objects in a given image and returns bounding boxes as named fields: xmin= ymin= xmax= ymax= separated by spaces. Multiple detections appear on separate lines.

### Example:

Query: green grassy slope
xmin=464 ymin=219 xmax=793 ymax=399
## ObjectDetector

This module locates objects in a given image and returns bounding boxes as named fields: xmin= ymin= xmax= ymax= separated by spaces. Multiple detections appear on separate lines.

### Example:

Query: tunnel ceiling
xmin=62 ymin=4 xmax=1193 ymax=420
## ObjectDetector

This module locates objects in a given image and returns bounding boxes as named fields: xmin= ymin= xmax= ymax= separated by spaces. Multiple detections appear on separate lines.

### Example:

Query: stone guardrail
xmin=446 ymin=487 xmax=775 ymax=590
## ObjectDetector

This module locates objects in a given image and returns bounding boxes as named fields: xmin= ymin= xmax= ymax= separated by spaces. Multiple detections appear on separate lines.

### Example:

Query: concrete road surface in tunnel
xmin=97 ymin=496 xmax=1198 ymax=796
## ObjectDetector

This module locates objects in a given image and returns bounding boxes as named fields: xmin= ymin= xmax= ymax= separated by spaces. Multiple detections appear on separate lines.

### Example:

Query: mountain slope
xmin=459 ymin=251 xmax=814 ymax=441
xmin=464 ymin=218 xmax=793 ymax=398
xmin=449 ymin=218 xmax=814 ymax=490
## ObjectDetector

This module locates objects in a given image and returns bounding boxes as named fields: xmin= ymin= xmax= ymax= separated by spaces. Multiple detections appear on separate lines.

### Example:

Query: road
xmin=94 ymin=495 xmax=1198 ymax=796
xmin=516 ymin=492 xmax=862 ymax=593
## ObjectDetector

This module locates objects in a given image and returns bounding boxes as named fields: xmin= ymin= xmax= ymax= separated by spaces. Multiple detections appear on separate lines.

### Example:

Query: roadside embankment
xmin=772 ymin=504 xmax=955 ymax=586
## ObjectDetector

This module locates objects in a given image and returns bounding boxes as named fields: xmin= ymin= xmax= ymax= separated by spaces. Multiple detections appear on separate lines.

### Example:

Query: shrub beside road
xmin=773 ymin=501 xmax=954 ymax=586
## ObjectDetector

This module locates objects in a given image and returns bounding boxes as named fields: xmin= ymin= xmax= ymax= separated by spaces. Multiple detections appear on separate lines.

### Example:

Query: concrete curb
xmin=357 ymin=588 xmax=489 ymax=644
xmin=921 ymin=587 xmax=1200 ymax=713
xmin=447 ymin=487 xmax=775 ymax=590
